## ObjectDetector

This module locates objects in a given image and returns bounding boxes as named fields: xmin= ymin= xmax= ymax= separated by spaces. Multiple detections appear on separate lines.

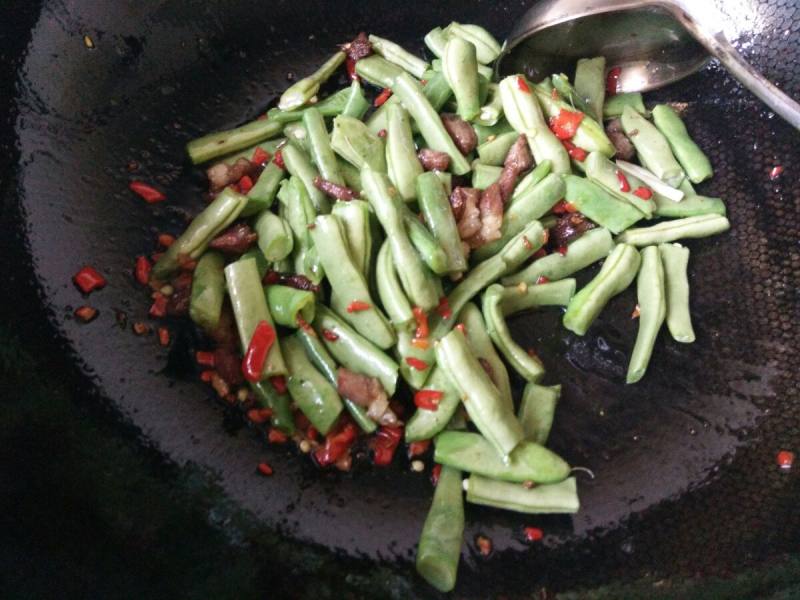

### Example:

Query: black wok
xmin=1 ymin=0 xmax=799 ymax=596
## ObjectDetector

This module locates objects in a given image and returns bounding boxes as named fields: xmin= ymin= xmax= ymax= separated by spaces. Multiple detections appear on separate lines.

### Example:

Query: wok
xmin=1 ymin=0 xmax=798 ymax=596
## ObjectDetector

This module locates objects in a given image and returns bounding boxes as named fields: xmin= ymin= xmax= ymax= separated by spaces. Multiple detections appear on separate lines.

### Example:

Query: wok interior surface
xmin=4 ymin=0 xmax=799 ymax=595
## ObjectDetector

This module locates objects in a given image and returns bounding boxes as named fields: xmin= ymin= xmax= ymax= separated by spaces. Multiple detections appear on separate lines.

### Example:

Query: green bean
xmin=375 ymin=241 xmax=414 ymax=326
xmin=281 ymin=143 xmax=329 ymax=213
xmin=354 ymin=54 xmax=404 ymax=88
xmin=434 ymin=431 xmax=570 ymax=484
xmin=465 ymin=475 xmax=579 ymax=514
xmin=302 ymin=107 xmax=343 ymax=185
xmin=603 ymin=92 xmax=646 ymax=119
xmin=362 ymin=170 xmax=439 ymax=310
xmin=550 ymin=73 xmax=593 ymax=118
xmin=433 ymin=170 xmax=453 ymax=194
xmin=277 ymin=176 xmax=325 ymax=284
xmin=502 ymin=227 xmax=614 ymax=285
xmin=330 ymin=115 xmax=387 ymax=173
xmin=267 ymin=86 xmax=353 ymax=123
xmin=278 ymin=51 xmax=346 ymax=111
xmin=442 ymin=36 xmax=480 ymax=121
xmin=653 ymin=191 xmax=726 ymax=218
xmin=472 ymin=118 xmax=515 ymax=145
xmin=424 ymin=26 xmax=449 ymax=58
xmin=386 ymin=103 xmax=424 ymax=201
xmin=475 ymin=82 xmax=503 ymax=126
xmin=405 ymin=365 xmax=462 ymax=441
xmin=659 ymin=243 xmax=695 ymax=343
xmin=152 ymin=188 xmax=248 ymax=279
xmin=295 ymin=326 xmax=377 ymax=434
xmin=331 ymin=199 xmax=372 ymax=277
xmin=499 ymin=75 xmax=571 ymax=175
xmin=313 ymin=304 xmax=399 ymax=395
xmin=396 ymin=323 xmax=436 ymax=389
xmin=241 ymin=247 xmax=269 ymax=279
xmin=584 ymin=151 xmax=654 ymax=217
xmin=471 ymin=162 xmax=503 ymax=189
xmin=342 ymin=79 xmax=371 ymax=119
xmin=392 ymin=72 xmax=471 ymax=175
xmin=473 ymin=172 xmax=564 ymax=261
xmin=627 ymin=246 xmax=666 ymax=383
xmin=186 ymin=119 xmax=283 ymax=164
xmin=224 ymin=257 xmax=287 ymax=376
xmin=651 ymin=105 xmax=713 ymax=184
xmin=254 ymin=211 xmax=293 ymax=261
xmin=615 ymin=214 xmax=730 ymax=246
xmin=532 ymin=83 xmax=616 ymax=158
xmin=563 ymin=243 xmax=641 ymax=335
xmin=242 ymin=161 xmax=285 ymax=216
xmin=218 ymin=138 xmax=285 ymax=166
xmin=415 ymin=465 xmax=464 ymax=594
xmin=620 ymin=105 xmax=684 ymax=186
xmin=518 ymin=383 xmax=561 ymax=445
xmin=189 ymin=251 xmax=226 ymax=333
xmin=511 ymin=160 xmax=553 ymax=199
xmin=431 ymin=58 xmax=493 ymax=82
xmin=447 ymin=407 xmax=469 ymax=431
xmin=563 ymin=175 xmax=644 ymax=234
xmin=265 ymin=285 xmax=315 ymax=328
xmin=458 ymin=303 xmax=513 ymax=413
xmin=574 ymin=57 xmax=606 ymax=122
xmin=416 ymin=172 xmax=467 ymax=273
xmin=401 ymin=209 xmax=450 ymax=275
xmin=500 ymin=279 xmax=576 ymax=315
xmin=366 ymin=71 xmax=453 ymax=136
xmin=436 ymin=329 xmax=524 ymax=457
xmin=250 ymin=380 xmax=295 ymax=434
xmin=476 ymin=131 xmax=516 ymax=166
xmin=368 ymin=34 xmax=429 ymax=79
xmin=446 ymin=22 xmax=502 ymax=64
xmin=283 ymin=122 xmax=309 ymax=152
xmin=283 ymin=335 xmax=343 ymax=435
xmin=366 ymin=95 xmax=399 ymax=135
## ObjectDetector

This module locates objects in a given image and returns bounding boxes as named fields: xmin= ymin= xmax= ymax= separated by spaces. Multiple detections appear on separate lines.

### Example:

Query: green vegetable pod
xmin=396 ymin=323 xmax=436 ymax=390
xmin=651 ymin=104 xmax=713 ymax=184
xmin=281 ymin=142 xmax=329 ymax=214
xmin=434 ymin=431 xmax=571 ymax=484
xmin=332 ymin=199 xmax=372 ymax=277
xmin=518 ymin=383 xmax=561 ymax=445
xmin=563 ymin=175 xmax=644 ymax=234
xmin=574 ymin=57 xmax=606 ymax=122
xmin=620 ymin=105 xmax=684 ymax=187
xmin=189 ymin=251 xmax=226 ymax=332
xmin=471 ymin=162 xmax=503 ymax=189
xmin=386 ymin=103 xmax=424 ymax=201
xmin=375 ymin=241 xmax=414 ymax=327
xmin=354 ymin=54 xmax=404 ymax=88
xmin=659 ymin=243 xmax=696 ymax=343
xmin=187 ymin=119 xmax=283 ymax=165
xmin=283 ymin=122 xmax=309 ymax=152
xmin=627 ymin=245 xmax=666 ymax=383
xmin=277 ymin=176 xmax=324 ymax=284
xmin=442 ymin=36 xmax=480 ymax=121
xmin=368 ymin=34 xmax=429 ymax=79
xmin=267 ymin=85 xmax=353 ymax=123
xmin=341 ymin=79 xmax=371 ymax=119
xmin=465 ymin=475 xmax=579 ymax=514
xmin=475 ymin=82 xmax=504 ymax=127
xmin=416 ymin=172 xmax=467 ymax=274
xmin=499 ymin=279 xmax=576 ymax=315
xmin=254 ymin=211 xmax=293 ymax=262
xmin=477 ymin=131 xmax=518 ymax=166
xmin=603 ymin=92 xmax=646 ymax=119
xmin=424 ymin=26 xmax=449 ymax=58
xmin=250 ymin=380 xmax=295 ymax=434
xmin=551 ymin=73 xmax=593 ymax=119
xmin=331 ymin=115 xmax=387 ymax=173
xmin=446 ymin=22 xmax=502 ymax=64
xmin=584 ymin=151 xmax=654 ymax=217
xmin=302 ymin=106 xmax=343 ymax=185
xmin=405 ymin=366 xmax=462 ymax=442
xmin=615 ymin=214 xmax=730 ymax=246
xmin=403 ymin=208 xmax=450 ymax=276
xmin=243 ymin=161 xmax=285 ymax=216
xmin=265 ymin=285 xmax=315 ymax=328
xmin=278 ymin=51 xmax=346 ymax=111
xmin=653 ymin=192 xmax=726 ymax=218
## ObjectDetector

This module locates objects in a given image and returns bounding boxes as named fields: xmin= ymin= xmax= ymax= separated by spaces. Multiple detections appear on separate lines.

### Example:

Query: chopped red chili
xmin=346 ymin=300 xmax=371 ymax=313
xmin=149 ymin=293 xmax=168 ymax=318
xmin=74 ymin=305 xmax=98 ymax=322
xmin=273 ymin=150 xmax=285 ymax=170
xmin=257 ymin=462 xmax=274 ymax=476
xmin=270 ymin=375 xmax=287 ymax=394
xmin=242 ymin=321 xmax=277 ymax=382
xmin=632 ymin=186 xmax=653 ymax=200
xmin=431 ymin=463 xmax=442 ymax=486
xmin=252 ymin=146 xmax=271 ymax=165
xmin=476 ymin=535 xmax=493 ymax=557
xmin=550 ymin=87 xmax=559 ymax=100
xmin=196 ymin=351 xmax=216 ymax=367
xmin=268 ymin=428 xmax=289 ymax=444
xmin=522 ymin=236 xmax=533 ymax=250
xmin=371 ymin=425 xmax=403 ymax=466
xmin=247 ymin=408 xmax=272 ymax=424
xmin=157 ymin=233 xmax=175 ymax=248
xmin=408 ymin=439 xmax=431 ymax=458
xmin=436 ymin=296 xmax=452 ymax=320
xmin=557 ymin=246 xmax=568 ymax=256
xmin=777 ymin=450 xmax=794 ymax=469
xmin=294 ymin=412 xmax=311 ymax=431
xmin=377 ymin=128 xmax=387 ymax=138
xmin=455 ymin=323 xmax=467 ymax=335
xmin=315 ymin=421 xmax=358 ymax=467
xmin=411 ymin=338 xmax=430 ymax=350
xmin=199 ymin=369 xmax=214 ymax=382
xmin=129 ymin=181 xmax=166 ymax=204
xmin=238 ymin=175 xmax=254 ymax=193
xmin=524 ymin=526 xmax=544 ymax=542
xmin=345 ymin=56 xmax=358 ymax=81
xmin=132 ymin=321 xmax=150 ymax=335
xmin=374 ymin=87 xmax=392 ymax=107
xmin=414 ymin=389 xmax=443 ymax=411
xmin=135 ymin=256 xmax=151 ymax=285
xmin=548 ymin=109 xmax=584 ymax=140
xmin=516 ymin=76 xmax=530 ymax=93
xmin=562 ymin=139 xmax=587 ymax=162
xmin=526 ymin=347 xmax=539 ymax=359
xmin=405 ymin=357 xmax=428 ymax=371
xmin=606 ymin=66 xmax=621 ymax=96
xmin=322 ymin=328 xmax=339 ymax=342
xmin=769 ymin=165 xmax=784 ymax=180
xmin=536 ymin=276 xmax=550 ymax=284
xmin=412 ymin=306 xmax=429 ymax=339
xmin=157 ymin=327 xmax=170 ymax=346
xmin=73 ymin=266 xmax=107 ymax=294
xmin=616 ymin=170 xmax=631 ymax=192
xmin=306 ymin=426 xmax=319 ymax=441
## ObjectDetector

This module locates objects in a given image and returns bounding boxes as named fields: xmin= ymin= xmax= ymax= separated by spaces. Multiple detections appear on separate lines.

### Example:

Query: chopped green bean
xmin=446 ymin=22 xmax=502 ymax=64
xmin=518 ymin=383 xmax=561 ymax=445
xmin=653 ymin=191 xmax=726 ymax=218
xmin=465 ymin=475 xmax=579 ymax=514
xmin=278 ymin=51 xmax=346 ymax=111
xmin=354 ymin=54 xmax=404 ymax=88
xmin=620 ymin=105 xmax=684 ymax=187
xmin=331 ymin=115 xmax=387 ymax=173
xmin=405 ymin=366 xmax=462 ymax=442
xmin=651 ymin=105 xmax=713 ymax=184
xmin=331 ymin=199 xmax=372 ymax=277
xmin=265 ymin=285 xmax=315 ymax=328
xmin=416 ymin=172 xmax=467 ymax=273
xmin=187 ymin=119 xmax=283 ymax=165
xmin=471 ymin=162 xmax=503 ymax=189
xmin=603 ymin=92 xmax=646 ymax=119
xmin=477 ymin=131 xmax=517 ymax=166
xmin=659 ymin=243 xmax=695 ymax=343
xmin=242 ymin=161 xmax=285 ymax=216
xmin=615 ymin=214 xmax=730 ymax=246
xmin=584 ymin=151 xmax=654 ymax=217
xmin=563 ymin=175 xmax=644 ymax=234
xmin=254 ymin=210 xmax=293 ymax=261
xmin=189 ymin=251 xmax=226 ymax=333
xmin=303 ymin=107 xmax=343 ymax=185
xmin=574 ymin=57 xmax=606 ymax=122
xmin=375 ymin=241 xmax=414 ymax=327
xmin=278 ymin=176 xmax=324 ymax=284
xmin=250 ymin=380 xmax=295 ymax=434
xmin=368 ymin=34 xmax=429 ymax=79
xmin=386 ymin=103 xmax=424 ymax=201
xmin=627 ymin=246 xmax=666 ymax=383
xmin=442 ymin=36 xmax=480 ymax=121
xmin=342 ymin=79 xmax=371 ymax=119
xmin=281 ymin=143 xmax=329 ymax=213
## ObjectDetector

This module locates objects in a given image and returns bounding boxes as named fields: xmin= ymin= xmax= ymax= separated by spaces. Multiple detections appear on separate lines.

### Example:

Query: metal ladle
xmin=498 ymin=0 xmax=800 ymax=129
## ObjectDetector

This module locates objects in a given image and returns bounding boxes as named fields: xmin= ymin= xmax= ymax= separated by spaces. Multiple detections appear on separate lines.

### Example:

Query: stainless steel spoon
xmin=499 ymin=0 xmax=800 ymax=129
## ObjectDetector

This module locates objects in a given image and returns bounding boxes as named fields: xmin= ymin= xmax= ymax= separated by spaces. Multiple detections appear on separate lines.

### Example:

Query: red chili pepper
xmin=74 ymin=305 xmax=98 ymax=322
xmin=73 ymin=266 xmax=107 ymax=294
xmin=273 ymin=150 xmax=285 ymax=169
xmin=149 ymin=293 xmax=168 ymax=318
xmin=536 ymin=276 xmax=550 ymax=285
xmin=238 ymin=175 xmax=254 ymax=193
xmin=562 ymin=139 xmax=587 ymax=162
xmin=522 ymin=236 xmax=533 ymax=250
xmin=242 ymin=321 xmax=277 ymax=382
xmin=516 ymin=76 xmax=530 ymax=93
xmin=633 ymin=186 xmax=653 ymax=200
xmin=247 ymin=408 xmax=272 ymax=424
xmin=548 ymin=109 xmax=584 ymax=140
xmin=557 ymin=246 xmax=568 ymax=256
xmin=436 ymin=296 xmax=452 ymax=320
xmin=371 ymin=425 xmax=403 ymax=466
xmin=345 ymin=56 xmax=358 ymax=81
xmin=408 ymin=439 xmax=431 ymax=458
xmin=606 ymin=66 xmax=621 ymax=96
xmin=134 ymin=256 xmax=151 ymax=285
xmin=524 ymin=526 xmax=544 ymax=542
xmin=411 ymin=338 xmax=430 ymax=350
xmin=268 ymin=428 xmax=289 ymax=444
xmin=431 ymin=463 xmax=442 ymax=486
xmin=346 ymin=300 xmax=371 ymax=313
xmin=322 ymin=328 xmax=339 ymax=342
xmin=526 ymin=347 xmax=539 ymax=359
xmin=270 ymin=375 xmax=287 ymax=394
xmin=129 ymin=181 xmax=166 ymax=204
xmin=550 ymin=88 xmax=559 ymax=100
xmin=257 ymin=462 xmax=273 ymax=476
xmin=769 ymin=165 xmax=784 ymax=180
xmin=199 ymin=369 xmax=214 ymax=382
xmin=157 ymin=327 xmax=170 ymax=346
xmin=151 ymin=252 xmax=164 ymax=262
xmin=374 ymin=87 xmax=392 ymax=107
xmin=306 ymin=426 xmax=319 ymax=442
xmin=551 ymin=200 xmax=569 ymax=215
xmin=476 ymin=535 xmax=492 ymax=557
xmin=616 ymin=170 xmax=631 ymax=192
xmin=294 ymin=412 xmax=311 ymax=431
xmin=455 ymin=323 xmax=467 ymax=335
xmin=414 ymin=389 xmax=443 ymax=411
xmin=315 ymin=421 xmax=358 ymax=467
xmin=412 ymin=306 xmax=429 ymax=339
xmin=777 ymin=450 xmax=794 ymax=469
xmin=405 ymin=357 xmax=428 ymax=371
xmin=252 ymin=146 xmax=271 ymax=165
xmin=157 ymin=233 xmax=175 ymax=248
xmin=196 ymin=351 xmax=216 ymax=367
xmin=377 ymin=128 xmax=387 ymax=138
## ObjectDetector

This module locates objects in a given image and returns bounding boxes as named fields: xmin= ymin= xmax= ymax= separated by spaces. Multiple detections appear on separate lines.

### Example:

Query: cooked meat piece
xmin=337 ymin=367 xmax=388 ymax=408
xmin=441 ymin=113 xmax=478 ymax=155
xmin=214 ymin=346 xmax=244 ymax=385
xmin=605 ymin=118 xmax=636 ymax=161
xmin=209 ymin=223 xmax=258 ymax=255
xmin=339 ymin=32 xmax=372 ymax=61
xmin=550 ymin=213 xmax=597 ymax=248
xmin=466 ymin=183 xmax=504 ymax=249
xmin=451 ymin=187 xmax=482 ymax=239
xmin=208 ymin=302 xmax=239 ymax=348
xmin=206 ymin=158 xmax=259 ymax=193
xmin=497 ymin=135 xmax=534 ymax=201
xmin=418 ymin=148 xmax=451 ymax=171
xmin=313 ymin=176 xmax=358 ymax=200
xmin=262 ymin=270 xmax=321 ymax=293
xmin=166 ymin=271 xmax=193 ymax=316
